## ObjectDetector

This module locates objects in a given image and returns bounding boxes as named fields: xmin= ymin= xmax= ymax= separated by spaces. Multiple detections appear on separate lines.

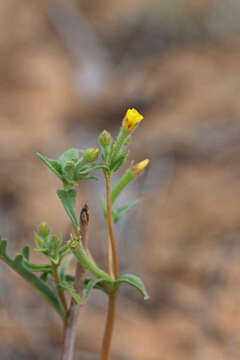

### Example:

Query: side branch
xmin=61 ymin=204 xmax=89 ymax=360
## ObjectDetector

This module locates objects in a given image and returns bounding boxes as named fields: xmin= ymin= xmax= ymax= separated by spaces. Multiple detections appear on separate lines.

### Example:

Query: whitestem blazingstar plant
xmin=0 ymin=108 xmax=150 ymax=360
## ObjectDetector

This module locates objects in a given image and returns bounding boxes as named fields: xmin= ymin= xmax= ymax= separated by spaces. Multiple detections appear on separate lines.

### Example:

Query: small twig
xmin=61 ymin=204 xmax=89 ymax=360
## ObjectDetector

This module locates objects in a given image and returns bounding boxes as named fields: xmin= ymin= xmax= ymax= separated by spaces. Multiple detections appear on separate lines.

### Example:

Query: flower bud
xmin=83 ymin=148 xmax=99 ymax=162
xmin=122 ymin=108 xmax=144 ymax=132
xmin=99 ymin=130 xmax=112 ymax=146
xmin=131 ymin=159 xmax=149 ymax=176
xmin=38 ymin=222 xmax=51 ymax=237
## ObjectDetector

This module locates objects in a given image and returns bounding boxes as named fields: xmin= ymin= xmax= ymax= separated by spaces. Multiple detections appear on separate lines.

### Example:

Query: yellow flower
xmin=122 ymin=108 xmax=144 ymax=132
xmin=131 ymin=159 xmax=149 ymax=175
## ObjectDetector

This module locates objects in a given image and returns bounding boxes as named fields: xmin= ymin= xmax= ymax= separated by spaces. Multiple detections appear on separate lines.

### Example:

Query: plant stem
xmin=51 ymin=261 xmax=68 ymax=313
xmin=105 ymin=174 xmax=119 ymax=280
xmin=100 ymin=174 xmax=120 ymax=360
xmin=61 ymin=204 xmax=89 ymax=360
xmin=100 ymin=290 xmax=118 ymax=360
xmin=107 ymin=236 xmax=114 ymax=278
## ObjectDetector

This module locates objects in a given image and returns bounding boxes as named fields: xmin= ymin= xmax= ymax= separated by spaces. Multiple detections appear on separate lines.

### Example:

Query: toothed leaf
xmin=0 ymin=238 xmax=66 ymax=318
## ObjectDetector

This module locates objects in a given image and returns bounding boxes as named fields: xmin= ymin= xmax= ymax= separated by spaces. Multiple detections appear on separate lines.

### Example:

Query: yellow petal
xmin=131 ymin=159 xmax=149 ymax=175
xmin=122 ymin=108 xmax=144 ymax=132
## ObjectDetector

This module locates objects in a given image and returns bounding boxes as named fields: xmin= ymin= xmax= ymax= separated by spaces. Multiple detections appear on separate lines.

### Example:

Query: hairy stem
xmin=51 ymin=261 xmax=68 ymax=313
xmin=100 ymin=290 xmax=118 ymax=360
xmin=105 ymin=174 xmax=119 ymax=280
xmin=61 ymin=204 xmax=89 ymax=360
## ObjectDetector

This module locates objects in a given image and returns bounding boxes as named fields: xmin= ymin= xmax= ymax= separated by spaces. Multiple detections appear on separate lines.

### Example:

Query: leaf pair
xmin=69 ymin=240 xmax=149 ymax=301
xmin=58 ymin=273 xmax=149 ymax=305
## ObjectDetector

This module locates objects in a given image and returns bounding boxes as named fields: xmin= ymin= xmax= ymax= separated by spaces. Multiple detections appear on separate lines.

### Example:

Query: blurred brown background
xmin=1 ymin=0 xmax=240 ymax=359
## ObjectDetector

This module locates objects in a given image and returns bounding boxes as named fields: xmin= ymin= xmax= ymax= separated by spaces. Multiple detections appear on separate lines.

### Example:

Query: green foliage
xmin=59 ymin=277 xmax=107 ymax=305
xmin=37 ymin=148 xmax=102 ymax=191
xmin=70 ymin=237 xmax=114 ymax=285
xmin=34 ymin=222 xmax=70 ymax=265
xmin=115 ymin=274 xmax=149 ymax=300
xmin=0 ymin=238 xmax=66 ymax=318
xmin=0 ymin=108 xmax=149 ymax=360
xmin=58 ymin=149 xmax=80 ymax=168
xmin=113 ymin=199 xmax=142 ymax=223
xmin=57 ymin=190 xmax=79 ymax=228
xmin=58 ymin=281 xmax=83 ymax=305
xmin=110 ymin=151 xmax=129 ymax=172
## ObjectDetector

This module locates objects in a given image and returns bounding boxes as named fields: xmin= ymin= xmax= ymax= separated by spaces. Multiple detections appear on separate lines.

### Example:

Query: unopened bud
xmin=131 ymin=159 xmax=149 ymax=176
xmin=38 ymin=222 xmax=51 ymax=237
xmin=99 ymin=130 xmax=112 ymax=146
xmin=83 ymin=148 xmax=99 ymax=162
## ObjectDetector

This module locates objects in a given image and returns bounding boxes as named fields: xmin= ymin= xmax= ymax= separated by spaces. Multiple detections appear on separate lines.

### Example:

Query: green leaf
xmin=63 ymin=161 xmax=76 ymax=180
xmin=70 ymin=239 xmax=114 ymax=284
xmin=22 ymin=246 xmax=30 ymax=261
xmin=111 ymin=152 xmax=129 ymax=172
xmin=57 ymin=189 xmax=79 ymax=227
xmin=40 ymin=272 xmax=49 ymax=281
xmin=84 ymin=278 xmax=106 ymax=301
xmin=59 ymin=278 xmax=108 ymax=303
xmin=34 ymin=232 xmax=43 ymax=248
xmin=113 ymin=199 xmax=142 ymax=223
xmin=84 ymin=278 xmax=109 ymax=294
xmin=58 ymin=149 xmax=79 ymax=168
xmin=74 ymin=174 xmax=98 ymax=181
xmin=0 ymin=238 xmax=66 ymax=318
xmin=34 ymin=247 xmax=49 ymax=254
xmin=58 ymin=282 xmax=83 ymax=305
xmin=37 ymin=153 xmax=63 ymax=180
xmin=23 ymin=261 xmax=52 ymax=273
xmin=65 ymin=274 xmax=75 ymax=284
xmin=115 ymin=273 xmax=149 ymax=300
xmin=58 ymin=245 xmax=70 ymax=260
xmin=77 ymin=163 xmax=109 ymax=175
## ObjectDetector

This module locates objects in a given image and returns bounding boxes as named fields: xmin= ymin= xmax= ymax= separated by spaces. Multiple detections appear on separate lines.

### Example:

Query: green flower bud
xmin=38 ymin=222 xmax=51 ymax=237
xmin=83 ymin=148 xmax=99 ymax=162
xmin=99 ymin=130 xmax=112 ymax=146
